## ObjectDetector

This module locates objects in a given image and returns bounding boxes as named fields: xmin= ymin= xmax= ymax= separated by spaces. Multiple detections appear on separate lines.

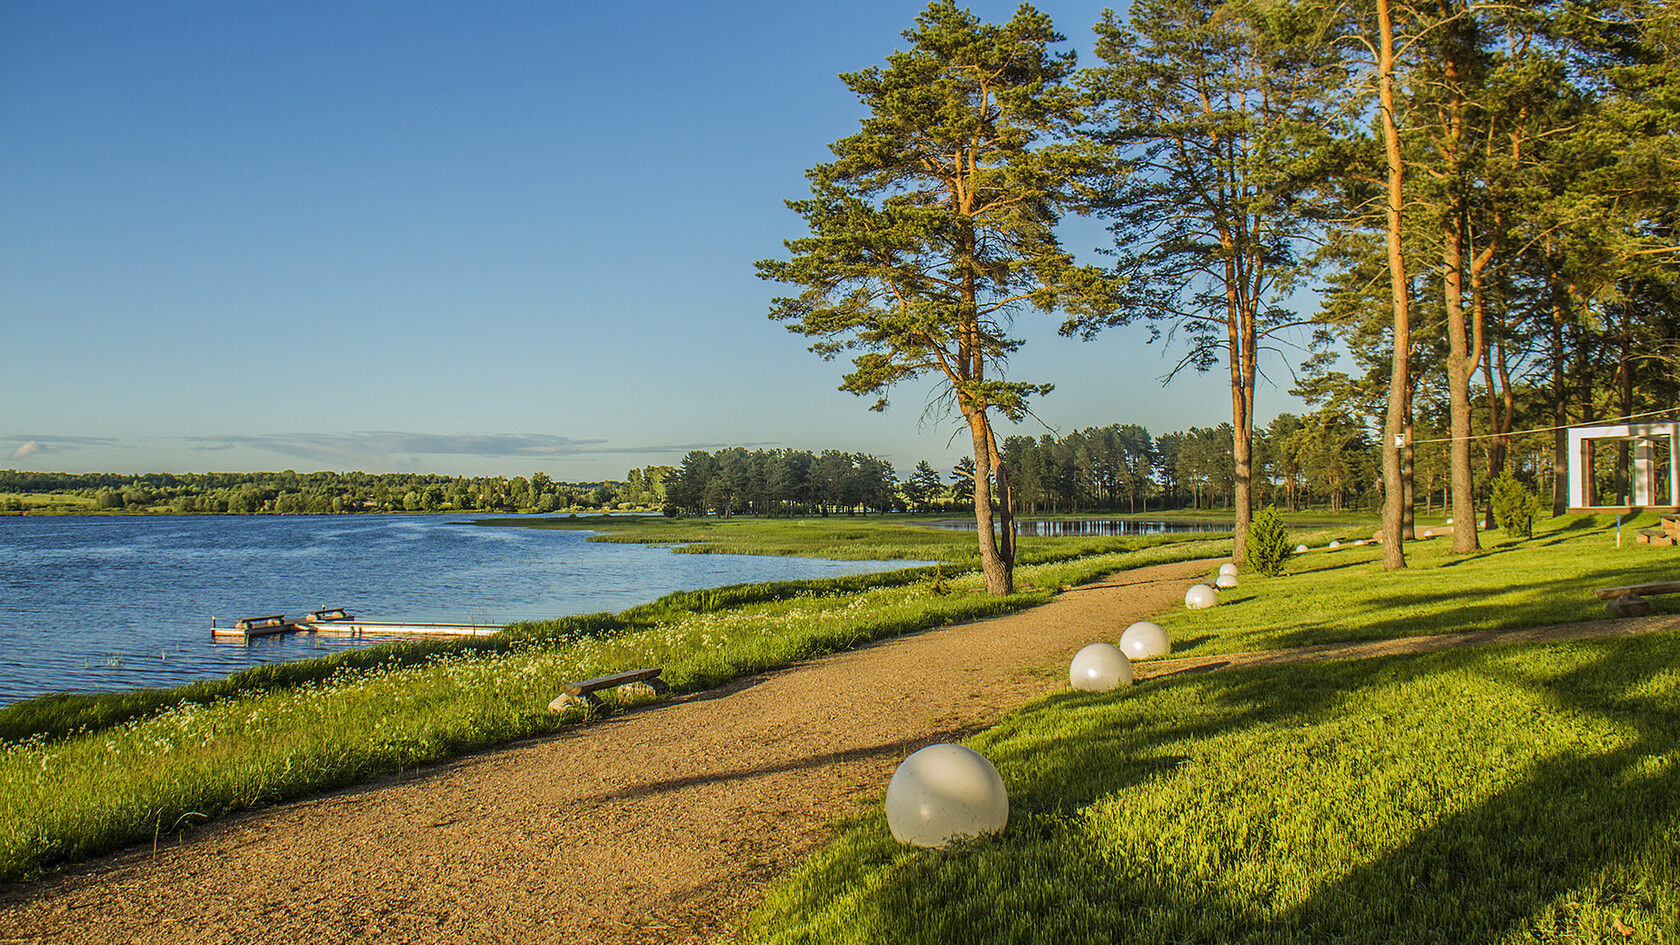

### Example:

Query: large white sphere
xmin=1218 ymin=562 xmax=1239 ymax=578
xmin=1119 ymin=620 xmax=1171 ymax=659
xmin=1184 ymin=583 xmax=1218 ymax=610
xmin=1328 ymin=540 xmax=1341 ymax=549
xmin=885 ymin=744 xmax=1008 ymax=848
xmin=1215 ymin=573 xmax=1239 ymax=589
xmin=1295 ymin=543 xmax=1309 ymax=553
xmin=1069 ymin=643 xmax=1134 ymax=691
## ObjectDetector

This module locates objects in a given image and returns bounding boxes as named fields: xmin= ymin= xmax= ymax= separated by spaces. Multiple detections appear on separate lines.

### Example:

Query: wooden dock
xmin=212 ymin=608 xmax=503 ymax=640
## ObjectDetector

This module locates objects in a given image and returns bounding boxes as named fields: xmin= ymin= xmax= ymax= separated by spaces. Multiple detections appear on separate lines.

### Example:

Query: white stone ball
xmin=1184 ymin=583 xmax=1218 ymax=610
xmin=1069 ymin=643 xmax=1134 ymax=691
xmin=1215 ymin=573 xmax=1238 ymax=589
xmin=1218 ymin=562 xmax=1239 ymax=578
xmin=1422 ymin=529 xmax=1434 ymax=538
xmin=1328 ymin=540 xmax=1341 ymax=549
xmin=1119 ymin=620 xmax=1171 ymax=659
xmin=1445 ymin=517 xmax=1453 ymax=524
xmin=1295 ymin=543 xmax=1309 ymax=553
xmin=885 ymin=744 xmax=1008 ymax=848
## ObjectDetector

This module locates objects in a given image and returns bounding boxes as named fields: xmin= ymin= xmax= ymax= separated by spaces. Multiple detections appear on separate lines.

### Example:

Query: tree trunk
xmin=1379 ymin=0 xmax=1409 ymax=570
xmin=967 ymin=410 xmax=1013 ymax=595
xmin=1550 ymin=268 xmax=1569 ymax=515
xmin=986 ymin=425 xmax=1017 ymax=580
xmin=1402 ymin=412 xmax=1416 ymax=538
xmin=1443 ymin=222 xmax=1480 ymax=552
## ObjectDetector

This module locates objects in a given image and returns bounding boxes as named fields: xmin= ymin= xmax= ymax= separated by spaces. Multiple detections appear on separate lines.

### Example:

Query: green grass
xmin=736 ymin=512 xmax=1680 ymax=944
xmin=1156 ymin=512 xmax=1676 ymax=657
xmin=738 ymin=634 xmax=1680 ymax=944
xmin=0 ymin=493 xmax=96 ymax=514
xmin=0 ymin=535 xmax=1226 ymax=882
xmin=477 ymin=512 xmax=1242 ymax=565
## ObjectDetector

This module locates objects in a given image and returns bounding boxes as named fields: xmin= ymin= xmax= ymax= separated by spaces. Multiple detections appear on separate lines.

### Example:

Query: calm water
xmin=0 ymin=515 xmax=924 ymax=705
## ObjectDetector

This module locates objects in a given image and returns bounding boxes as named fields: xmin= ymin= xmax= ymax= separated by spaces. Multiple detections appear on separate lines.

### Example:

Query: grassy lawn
xmin=739 ymin=634 xmax=1680 ymax=944
xmin=737 ymin=513 xmax=1680 ymax=944
xmin=1157 ymin=512 xmax=1677 ymax=656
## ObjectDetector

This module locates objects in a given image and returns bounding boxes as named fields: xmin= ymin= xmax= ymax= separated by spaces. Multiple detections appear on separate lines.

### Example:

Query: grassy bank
xmin=738 ymin=513 xmax=1680 ymax=944
xmin=478 ymin=512 xmax=1252 ymax=563
xmin=0 ymin=534 xmax=1227 ymax=882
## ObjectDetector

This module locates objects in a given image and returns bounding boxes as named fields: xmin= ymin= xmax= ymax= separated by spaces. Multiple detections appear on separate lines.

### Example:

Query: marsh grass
xmin=0 ymin=535 xmax=1225 ymax=881
xmin=479 ymin=513 xmax=1241 ymax=566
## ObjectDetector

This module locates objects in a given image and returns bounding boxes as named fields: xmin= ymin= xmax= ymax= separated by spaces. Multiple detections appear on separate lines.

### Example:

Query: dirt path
xmin=2 ymin=561 xmax=1675 ymax=945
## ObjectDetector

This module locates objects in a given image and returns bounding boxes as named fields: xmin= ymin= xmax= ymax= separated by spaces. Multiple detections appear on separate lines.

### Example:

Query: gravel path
xmin=1 ymin=559 xmax=1674 ymax=945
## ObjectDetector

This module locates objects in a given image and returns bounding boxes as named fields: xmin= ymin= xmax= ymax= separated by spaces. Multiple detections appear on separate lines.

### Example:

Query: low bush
xmin=1491 ymin=474 xmax=1541 ymax=538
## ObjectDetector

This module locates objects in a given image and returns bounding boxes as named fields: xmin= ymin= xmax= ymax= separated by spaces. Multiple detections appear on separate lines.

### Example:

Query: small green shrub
xmin=926 ymin=561 xmax=951 ymax=596
xmin=1491 ymin=474 xmax=1540 ymax=538
xmin=1247 ymin=505 xmax=1294 ymax=576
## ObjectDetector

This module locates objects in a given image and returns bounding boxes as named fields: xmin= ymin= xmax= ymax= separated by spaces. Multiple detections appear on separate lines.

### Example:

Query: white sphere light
xmin=1295 ymin=543 xmax=1309 ymax=553
xmin=1218 ymin=562 xmax=1239 ymax=578
xmin=885 ymin=744 xmax=1008 ymax=848
xmin=1328 ymin=540 xmax=1341 ymax=549
xmin=1184 ymin=583 xmax=1218 ymax=610
xmin=1069 ymin=643 xmax=1134 ymax=691
xmin=1119 ymin=620 xmax=1171 ymax=659
xmin=1215 ymin=573 xmax=1239 ymax=589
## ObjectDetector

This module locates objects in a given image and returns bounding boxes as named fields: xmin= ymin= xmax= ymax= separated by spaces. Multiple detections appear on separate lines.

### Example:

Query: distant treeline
xmin=664 ymin=416 xmax=1385 ymax=519
xmin=6 ymin=407 xmax=1507 ymax=517
xmin=663 ymin=449 xmax=920 ymax=517
xmin=0 ymin=467 xmax=675 ymax=514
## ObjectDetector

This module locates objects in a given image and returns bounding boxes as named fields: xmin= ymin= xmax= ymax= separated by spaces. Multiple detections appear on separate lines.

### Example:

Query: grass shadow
xmin=742 ymin=636 xmax=1680 ymax=944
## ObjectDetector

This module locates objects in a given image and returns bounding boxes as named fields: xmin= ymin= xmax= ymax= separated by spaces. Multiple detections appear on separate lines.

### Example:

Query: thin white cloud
xmin=176 ymin=432 xmax=756 ymax=468
xmin=4 ymin=434 xmax=123 ymax=459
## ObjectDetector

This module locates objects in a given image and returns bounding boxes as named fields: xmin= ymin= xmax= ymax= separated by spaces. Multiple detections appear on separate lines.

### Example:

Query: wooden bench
xmin=548 ymin=667 xmax=669 ymax=712
xmin=1637 ymin=515 xmax=1680 ymax=546
xmin=1596 ymin=580 xmax=1680 ymax=617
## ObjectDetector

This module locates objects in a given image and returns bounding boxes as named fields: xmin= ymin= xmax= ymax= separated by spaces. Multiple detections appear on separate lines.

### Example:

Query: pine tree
xmin=757 ymin=1 xmax=1114 ymax=595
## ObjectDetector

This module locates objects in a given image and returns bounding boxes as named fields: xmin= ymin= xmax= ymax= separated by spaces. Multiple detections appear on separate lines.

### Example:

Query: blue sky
xmin=1 ymin=0 xmax=1308 ymax=481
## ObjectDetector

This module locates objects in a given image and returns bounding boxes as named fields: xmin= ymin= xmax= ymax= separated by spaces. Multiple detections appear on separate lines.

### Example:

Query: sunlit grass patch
xmin=1149 ymin=512 xmax=1677 ymax=658
xmin=739 ymin=634 xmax=1680 ymax=944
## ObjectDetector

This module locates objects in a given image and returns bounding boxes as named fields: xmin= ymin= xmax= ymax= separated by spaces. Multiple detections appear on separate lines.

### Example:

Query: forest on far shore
xmin=7 ymin=399 xmax=1641 ymax=519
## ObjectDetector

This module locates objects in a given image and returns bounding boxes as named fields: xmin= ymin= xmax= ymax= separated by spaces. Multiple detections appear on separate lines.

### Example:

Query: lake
xmin=0 ymin=515 xmax=924 ymax=705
